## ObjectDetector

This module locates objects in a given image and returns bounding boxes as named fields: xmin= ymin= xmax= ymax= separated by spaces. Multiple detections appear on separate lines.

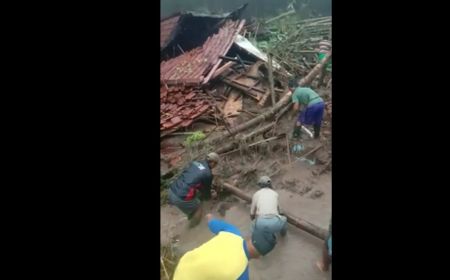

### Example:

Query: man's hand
xmin=206 ymin=213 xmax=214 ymax=221
xmin=211 ymin=189 xmax=218 ymax=199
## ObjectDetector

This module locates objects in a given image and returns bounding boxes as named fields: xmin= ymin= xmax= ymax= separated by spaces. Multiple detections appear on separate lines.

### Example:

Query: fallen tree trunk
xmin=207 ymin=91 xmax=292 ymax=145
xmin=300 ymin=51 xmax=332 ymax=86
xmin=242 ymin=122 xmax=276 ymax=141
xmin=205 ymin=51 xmax=332 ymax=146
xmin=222 ymin=182 xmax=327 ymax=240
xmin=220 ymin=134 xmax=284 ymax=156
xmin=275 ymin=103 xmax=292 ymax=122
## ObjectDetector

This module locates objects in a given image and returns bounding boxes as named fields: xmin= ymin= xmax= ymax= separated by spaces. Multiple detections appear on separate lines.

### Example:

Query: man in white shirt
xmin=250 ymin=176 xmax=287 ymax=238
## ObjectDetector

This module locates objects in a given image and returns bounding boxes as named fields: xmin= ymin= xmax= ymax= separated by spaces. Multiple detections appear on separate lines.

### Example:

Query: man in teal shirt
xmin=289 ymin=79 xmax=325 ymax=139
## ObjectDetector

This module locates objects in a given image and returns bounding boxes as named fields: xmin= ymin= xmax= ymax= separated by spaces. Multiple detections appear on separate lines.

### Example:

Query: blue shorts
xmin=298 ymin=102 xmax=325 ymax=126
xmin=168 ymin=188 xmax=200 ymax=218
xmin=252 ymin=215 xmax=288 ymax=236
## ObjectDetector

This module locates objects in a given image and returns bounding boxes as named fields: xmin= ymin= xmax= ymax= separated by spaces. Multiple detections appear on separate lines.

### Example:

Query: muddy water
xmin=161 ymin=198 xmax=331 ymax=280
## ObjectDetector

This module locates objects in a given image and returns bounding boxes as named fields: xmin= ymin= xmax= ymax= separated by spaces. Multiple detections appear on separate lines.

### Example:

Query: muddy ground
xmin=161 ymin=87 xmax=331 ymax=279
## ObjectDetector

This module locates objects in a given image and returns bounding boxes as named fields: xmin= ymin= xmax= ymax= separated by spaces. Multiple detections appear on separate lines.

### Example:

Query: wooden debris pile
xmin=244 ymin=15 xmax=331 ymax=78
xmin=160 ymin=10 xmax=332 ymax=140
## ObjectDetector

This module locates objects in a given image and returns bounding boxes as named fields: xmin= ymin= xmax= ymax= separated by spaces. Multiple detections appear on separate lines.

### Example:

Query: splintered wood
xmin=223 ymin=90 xmax=243 ymax=127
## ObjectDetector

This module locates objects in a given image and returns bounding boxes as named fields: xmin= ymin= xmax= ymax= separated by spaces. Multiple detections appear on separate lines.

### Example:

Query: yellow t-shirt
xmin=173 ymin=220 xmax=249 ymax=280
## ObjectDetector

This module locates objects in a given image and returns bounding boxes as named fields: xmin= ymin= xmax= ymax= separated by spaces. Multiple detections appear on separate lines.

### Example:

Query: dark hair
xmin=288 ymin=78 xmax=298 ymax=89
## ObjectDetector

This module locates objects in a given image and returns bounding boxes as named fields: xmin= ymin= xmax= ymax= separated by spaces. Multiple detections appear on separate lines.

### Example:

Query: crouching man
xmin=250 ymin=176 xmax=288 ymax=238
xmin=173 ymin=214 xmax=276 ymax=280
xmin=168 ymin=152 xmax=220 ymax=227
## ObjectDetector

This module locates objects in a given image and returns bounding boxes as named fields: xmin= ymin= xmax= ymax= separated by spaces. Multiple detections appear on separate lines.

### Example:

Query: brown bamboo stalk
xmin=285 ymin=134 xmax=292 ymax=165
xmin=267 ymin=53 xmax=276 ymax=106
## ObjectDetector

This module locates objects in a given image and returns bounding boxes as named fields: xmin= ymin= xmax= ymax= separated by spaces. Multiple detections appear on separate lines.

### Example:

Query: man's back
xmin=251 ymin=188 xmax=279 ymax=216
xmin=170 ymin=160 xmax=212 ymax=200
xmin=292 ymin=87 xmax=323 ymax=106
xmin=173 ymin=219 xmax=249 ymax=280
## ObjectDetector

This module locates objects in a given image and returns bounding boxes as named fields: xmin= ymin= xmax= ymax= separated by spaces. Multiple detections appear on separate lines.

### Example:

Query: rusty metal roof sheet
xmin=161 ymin=14 xmax=181 ymax=49
xmin=160 ymin=19 xmax=245 ymax=86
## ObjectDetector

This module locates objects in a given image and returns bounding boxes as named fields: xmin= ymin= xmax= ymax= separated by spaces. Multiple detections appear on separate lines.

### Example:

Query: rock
xmin=283 ymin=178 xmax=296 ymax=186
xmin=315 ymin=150 xmax=329 ymax=165
xmin=299 ymin=185 xmax=312 ymax=196
xmin=217 ymin=202 xmax=232 ymax=217
xmin=310 ymin=190 xmax=324 ymax=199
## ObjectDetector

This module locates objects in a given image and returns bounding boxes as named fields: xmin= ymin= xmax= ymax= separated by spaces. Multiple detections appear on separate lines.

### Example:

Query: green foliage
xmin=183 ymin=131 xmax=206 ymax=147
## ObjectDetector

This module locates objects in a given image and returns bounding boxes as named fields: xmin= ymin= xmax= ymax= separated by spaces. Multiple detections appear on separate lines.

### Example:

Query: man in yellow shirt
xmin=173 ymin=214 xmax=276 ymax=280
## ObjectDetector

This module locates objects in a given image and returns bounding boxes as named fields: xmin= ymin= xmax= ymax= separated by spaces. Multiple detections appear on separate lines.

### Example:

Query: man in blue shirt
xmin=168 ymin=152 xmax=220 ymax=227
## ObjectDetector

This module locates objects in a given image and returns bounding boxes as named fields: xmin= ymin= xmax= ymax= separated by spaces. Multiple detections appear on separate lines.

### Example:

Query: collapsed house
xmin=160 ymin=5 xmax=287 ymax=136
xmin=160 ymin=5 xmax=330 ymax=137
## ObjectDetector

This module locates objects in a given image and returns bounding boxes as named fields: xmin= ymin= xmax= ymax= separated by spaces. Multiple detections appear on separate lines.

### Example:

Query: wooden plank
xmin=223 ymin=90 xmax=243 ymax=127
xmin=267 ymin=53 xmax=276 ymax=106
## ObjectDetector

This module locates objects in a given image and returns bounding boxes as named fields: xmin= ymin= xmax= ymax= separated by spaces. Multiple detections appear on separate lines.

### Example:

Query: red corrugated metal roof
xmin=160 ymin=19 xmax=245 ymax=86
xmin=161 ymin=14 xmax=181 ymax=49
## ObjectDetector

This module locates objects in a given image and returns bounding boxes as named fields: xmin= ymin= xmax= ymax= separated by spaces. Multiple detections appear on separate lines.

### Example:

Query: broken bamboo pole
xmin=211 ymin=61 xmax=236 ymax=80
xmin=298 ymin=144 xmax=323 ymax=159
xmin=217 ymin=122 xmax=275 ymax=154
xmin=267 ymin=53 xmax=276 ymax=107
xmin=265 ymin=9 xmax=296 ymax=24
xmin=205 ymin=52 xmax=332 ymax=146
xmin=242 ymin=122 xmax=276 ymax=141
xmin=221 ymin=182 xmax=327 ymax=240
xmin=222 ymin=79 xmax=262 ymax=100
xmin=285 ymin=134 xmax=292 ymax=165
xmin=161 ymin=257 xmax=170 ymax=280
xmin=223 ymin=78 xmax=266 ymax=94
xmin=258 ymin=88 xmax=272 ymax=107
xmin=220 ymin=134 xmax=284 ymax=156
